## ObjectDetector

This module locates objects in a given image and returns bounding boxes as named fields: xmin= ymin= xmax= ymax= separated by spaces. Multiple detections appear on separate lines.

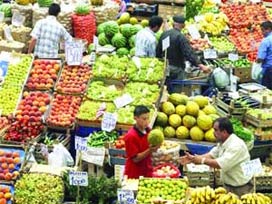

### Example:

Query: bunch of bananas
xmin=241 ymin=193 xmax=271 ymax=204
xmin=215 ymin=192 xmax=242 ymax=204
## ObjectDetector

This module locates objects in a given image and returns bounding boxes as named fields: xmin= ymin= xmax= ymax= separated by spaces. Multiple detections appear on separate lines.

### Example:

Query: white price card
xmin=162 ymin=36 xmax=170 ymax=51
xmin=241 ymin=158 xmax=263 ymax=177
xmin=89 ymin=52 xmax=96 ymax=64
xmin=0 ymin=12 xmax=4 ymax=23
xmin=69 ymin=171 xmax=88 ymax=186
xmin=82 ymin=147 xmax=105 ymax=166
xmin=228 ymin=53 xmax=239 ymax=61
xmin=3 ymin=26 xmax=14 ymax=42
xmin=12 ymin=12 xmax=25 ymax=27
xmin=117 ymin=189 xmax=135 ymax=204
xmin=93 ymin=35 xmax=99 ymax=49
xmin=75 ymin=136 xmax=88 ymax=151
xmin=65 ymin=41 xmax=84 ymax=66
xmin=0 ymin=60 xmax=9 ymax=78
xmin=187 ymin=24 xmax=201 ymax=40
xmin=101 ymin=112 xmax=117 ymax=132
xmin=203 ymin=49 xmax=217 ymax=59
xmin=114 ymin=94 xmax=134 ymax=109
xmin=194 ymin=15 xmax=204 ymax=22
xmin=250 ymin=0 xmax=260 ymax=3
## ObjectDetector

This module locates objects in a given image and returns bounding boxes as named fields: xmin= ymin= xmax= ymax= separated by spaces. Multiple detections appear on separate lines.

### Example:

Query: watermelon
xmin=116 ymin=48 xmax=129 ymax=57
xmin=130 ymin=24 xmax=143 ymax=35
xmin=37 ymin=0 xmax=53 ymax=7
xmin=130 ymin=48 xmax=135 ymax=56
xmin=111 ymin=33 xmax=127 ymax=48
xmin=104 ymin=21 xmax=119 ymax=38
xmin=75 ymin=4 xmax=90 ymax=15
xmin=129 ymin=35 xmax=136 ymax=48
xmin=97 ymin=22 xmax=106 ymax=35
xmin=0 ymin=4 xmax=11 ymax=17
xmin=98 ymin=33 xmax=110 ymax=46
xmin=120 ymin=23 xmax=133 ymax=38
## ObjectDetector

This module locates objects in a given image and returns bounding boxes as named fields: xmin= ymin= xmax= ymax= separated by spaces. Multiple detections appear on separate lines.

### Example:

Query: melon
xmin=183 ymin=115 xmax=196 ymax=129
xmin=197 ymin=115 xmax=213 ymax=131
xmin=176 ymin=126 xmax=189 ymax=139
xmin=161 ymin=102 xmax=175 ymax=115
xmin=169 ymin=114 xmax=182 ymax=128
xmin=164 ymin=126 xmax=176 ymax=138
xmin=186 ymin=101 xmax=199 ymax=116
xmin=176 ymin=105 xmax=186 ymax=117
xmin=190 ymin=126 xmax=204 ymax=141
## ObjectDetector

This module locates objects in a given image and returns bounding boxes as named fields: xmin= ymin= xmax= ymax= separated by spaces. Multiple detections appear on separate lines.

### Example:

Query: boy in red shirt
xmin=124 ymin=105 xmax=159 ymax=179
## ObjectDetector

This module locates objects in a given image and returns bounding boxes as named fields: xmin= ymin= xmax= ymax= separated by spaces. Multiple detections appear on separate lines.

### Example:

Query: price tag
xmin=187 ymin=24 xmax=201 ymax=40
xmin=241 ymin=158 xmax=263 ymax=177
xmin=117 ymin=189 xmax=135 ymax=204
xmin=93 ymin=35 xmax=99 ymax=49
xmin=162 ymin=36 xmax=170 ymax=51
xmin=194 ymin=15 xmax=204 ymax=22
xmin=203 ymin=49 xmax=217 ymax=59
xmin=3 ymin=26 xmax=14 ymax=42
xmin=101 ymin=112 xmax=117 ymax=132
xmin=65 ymin=41 xmax=84 ymax=66
xmin=0 ymin=12 xmax=4 ymax=23
xmin=250 ymin=0 xmax=260 ymax=3
xmin=89 ymin=52 xmax=96 ymax=64
xmin=0 ymin=60 xmax=9 ymax=78
xmin=69 ymin=171 xmax=88 ymax=186
xmin=228 ymin=53 xmax=239 ymax=61
xmin=114 ymin=94 xmax=134 ymax=109
xmin=82 ymin=147 xmax=105 ymax=166
xmin=12 ymin=12 xmax=25 ymax=27
xmin=75 ymin=136 xmax=88 ymax=151
xmin=96 ymin=102 xmax=106 ymax=119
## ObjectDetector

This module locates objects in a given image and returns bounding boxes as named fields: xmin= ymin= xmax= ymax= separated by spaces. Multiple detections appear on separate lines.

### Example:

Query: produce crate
xmin=109 ymin=146 xmax=126 ymax=165
xmin=0 ymin=183 xmax=14 ymax=204
xmin=214 ymin=169 xmax=223 ymax=187
xmin=0 ymin=40 xmax=25 ymax=53
xmin=233 ymin=67 xmax=252 ymax=83
xmin=158 ymin=4 xmax=184 ymax=19
xmin=245 ymin=114 xmax=272 ymax=128
xmin=256 ymin=175 xmax=272 ymax=191
xmin=183 ymin=171 xmax=214 ymax=187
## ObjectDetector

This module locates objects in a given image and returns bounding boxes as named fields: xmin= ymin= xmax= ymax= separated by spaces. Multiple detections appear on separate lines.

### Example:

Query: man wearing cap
xmin=156 ymin=15 xmax=209 ymax=92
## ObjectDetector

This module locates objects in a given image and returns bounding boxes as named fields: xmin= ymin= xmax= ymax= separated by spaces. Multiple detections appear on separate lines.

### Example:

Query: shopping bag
xmin=251 ymin=62 xmax=262 ymax=81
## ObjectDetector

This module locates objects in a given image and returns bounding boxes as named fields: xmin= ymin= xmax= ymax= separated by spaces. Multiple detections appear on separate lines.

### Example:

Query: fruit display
xmin=219 ymin=94 xmax=260 ymax=108
xmin=230 ymin=118 xmax=253 ymax=142
xmin=209 ymin=36 xmax=236 ymax=53
xmin=241 ymin=193 xmax=271 ymax=204
xmin=199 ymin=0 xmax=219 ymax=14
xmin=4 ymin=91 xmax=50 ymax=142
xmin=0 ymin=117 xmax=10 ymax=131
xmin=15 ymin=173 xmax=64 ymax=204
xmin=55 ymin=64 xmax=91 ymax=94
xmin=246 ymin=108 xmax=272 ymax=120
xmin=26 ymin=59 xmax=61 ymax=91
xmin=190 ymin=38 xmax=210 ymax=51
xmin=0 ymin=148 xmax=22 ymax=181
xmin=46 ymin=94 xmax=82 ymax=127
xmin=137 ymin=178 xmax=188 ymax=203
xmin=121 ymin=178 xmax=139 ymax=191
xmin=152 ymin=164 xmax=181 ymax=178
xmin=112 ymin=135 xmax=125 ymax=149
xmin=74 ymin=4 xmax=90 ymax=15
xmin=0 ymin=4 xmax=12 ymax=17
xmin=250 ymin=89 xmax=272 ymax=105
xmin=87 ymin=131 xmax=118 ymax=147
xmin=216 ymin=58 xmax=251 ymax=68
xmin=0 ymin=184 xmax=13 ymax=204
xmin=185 ymin=0 xmax=204 ymax=20
xmin=154 ymin=94 xmax=219 ymax=142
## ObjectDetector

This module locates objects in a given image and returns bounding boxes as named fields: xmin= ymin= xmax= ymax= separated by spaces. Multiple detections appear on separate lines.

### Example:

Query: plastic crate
xmin=186 ymin=143 xmax=215 ymax=155
xmin=75 ymin=126 xmax=101 ymax=137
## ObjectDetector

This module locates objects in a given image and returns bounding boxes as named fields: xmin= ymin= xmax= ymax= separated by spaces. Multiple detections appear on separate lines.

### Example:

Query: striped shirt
xmin=135 ymin=27 xmax=157 ymax=57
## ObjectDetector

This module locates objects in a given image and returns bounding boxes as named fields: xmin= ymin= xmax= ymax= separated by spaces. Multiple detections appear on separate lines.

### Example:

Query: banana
xmin=215 ymin=187 xmax=227 ymax=194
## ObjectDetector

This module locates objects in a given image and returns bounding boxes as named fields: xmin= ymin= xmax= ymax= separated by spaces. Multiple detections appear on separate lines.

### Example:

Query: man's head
xmin=213 ymin=117 xmax=233 ymax=143
xmin=149 ymin=16 xmax=163 ymax=33
xmin=134 ymin=105 xmax=150 ymax=130
xmin=261 ymin=21 xmax=272 ymax=37
xmin=49 ymin=3 xmax=61 ymax=17
xmin=173 ymin=15 xmax=185 ymax=30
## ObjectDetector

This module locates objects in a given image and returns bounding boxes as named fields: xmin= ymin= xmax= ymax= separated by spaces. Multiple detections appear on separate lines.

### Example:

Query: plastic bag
xmin=48 ymin=143 xmax=74 ymax=168
xmin=212 ymin=67 xmax=230 ymax=88
xmin=251 ymin=62 xmax=262 ymax=82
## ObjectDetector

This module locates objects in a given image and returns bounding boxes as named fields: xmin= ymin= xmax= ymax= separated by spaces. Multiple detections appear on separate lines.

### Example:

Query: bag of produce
xmin=251 ymin=62 xmax=262 ymax=82
xmin=212 ymin=67 xmax=230 ymax=89
xmin=152 ymin=163 xmax=181 ymax=178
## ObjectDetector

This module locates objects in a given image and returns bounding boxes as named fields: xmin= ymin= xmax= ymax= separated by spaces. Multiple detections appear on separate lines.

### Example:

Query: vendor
xmin=180 ymin=117 xmax=253 ymax=197
xmin=28 ymin=3 xmax=72 ymax=58
xmin=257 ymin=21 xmax=272 ymax=89
xmin=124 ymin=105 xmax=160 ymax=179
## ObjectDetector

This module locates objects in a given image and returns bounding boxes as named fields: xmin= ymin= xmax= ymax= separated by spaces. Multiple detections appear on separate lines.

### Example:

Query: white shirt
xmin=31 ymin=15 xmax=72 ymax=58
xmin=135 ymin=27 xmax=157 ymax=57
xmin=209 ymin=134 xmax=252 ymax=186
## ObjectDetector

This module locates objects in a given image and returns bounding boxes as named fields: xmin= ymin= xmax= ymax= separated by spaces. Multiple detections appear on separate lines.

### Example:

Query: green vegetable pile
xmin=87 ymin=131 xmax=118 ymax=147
xmin=230 ymin=118 xmax=253 ymax=142
xmin=216 ymin=58 xmax=251 ymax=68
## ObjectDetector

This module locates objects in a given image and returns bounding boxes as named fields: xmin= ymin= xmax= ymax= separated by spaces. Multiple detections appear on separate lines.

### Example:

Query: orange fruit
xmin=0 ymin=192 xmax=4 ymax=198
xmin=0 ymin=198 xmax=6 ymax=204
xmin=4 ymin=192 xmax=11 ymax=200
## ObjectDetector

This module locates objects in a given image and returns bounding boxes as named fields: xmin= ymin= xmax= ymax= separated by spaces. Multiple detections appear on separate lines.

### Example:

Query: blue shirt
xmin=135 ymin=27 xmax=157 ymax=57
xmin=258 ymin=32 xmax=272 ymax=70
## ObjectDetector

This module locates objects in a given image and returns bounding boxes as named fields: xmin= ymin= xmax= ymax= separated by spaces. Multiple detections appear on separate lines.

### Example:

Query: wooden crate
xmin=215 ymin=98 xmax=246 ymax=119
xmin=158 ymin=4 xmax=184 ymax=19
xmin=184 ymin=171 xmax=214 ymax=187
xmin=108 ymin=147 xmax=126 ymax=165
xmin=82 ymin=161 xmax=105 ymax=177
xmin=245 ymin=114 xmax=272 ymax=128
xmin=233 ymin=67 xmax=252 ymax=83
xmin=256 ymin=175 xmax=272 ymax=191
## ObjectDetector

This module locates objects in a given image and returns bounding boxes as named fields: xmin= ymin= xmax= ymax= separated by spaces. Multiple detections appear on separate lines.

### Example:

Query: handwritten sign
xmin=3 ymin=26 xmax=13 ymax=42
xmin=82 ymin=147 xmax=105 ymax=166
xmin=69 ymin=171 xmax=88 ymax=186
xmin=117 ymin=189 xmax=135 ymax=204
xmin=228 ymin=53 xmax=239 ymax=61
xmin=0 ymin=12 xmax=4 ymax=23
xmin=241 ymin=158 xmax=263 ymax=177
xmin=102 ymin=112 xmax=117 ymax=132
xmin=12 ymin=12 xmax=25 ymax=27
xmin=75 ymin=136 xmax=88 ymax=151
xmin=203 ymin=49 xmax=217 ymax=59
xmin=187 ymin=24 xmax=201 ymax=40
xmin=93 ymin=35 xmax=99 ymax=50
xmin=65 ymin=41 xmax=84 ymax=66
xmin=162 ymin=36 xmax=170 ymax=51
xmin=114 ymin=94 xmax=133 ymax=109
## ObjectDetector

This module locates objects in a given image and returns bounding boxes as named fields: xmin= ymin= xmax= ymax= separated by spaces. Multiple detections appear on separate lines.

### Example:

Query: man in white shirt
xmin=28 ymin=3 xmax=72 ymax=58
xmin=135 ymin=16 xmax=163 ymax=57
xmin=180 ymin=117 xmax=253 ymax=197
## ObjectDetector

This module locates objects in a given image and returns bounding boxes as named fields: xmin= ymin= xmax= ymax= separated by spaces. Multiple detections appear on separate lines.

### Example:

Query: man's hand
xmin=180 ymin=156 xmax=192 ymax=165
xmin=199 ymin=64 xmax=211 ymax=73
xmin=149 ymin=144 xmax=160 ymax=152
xmin=184 ymin=151 xmax=202 ymax=165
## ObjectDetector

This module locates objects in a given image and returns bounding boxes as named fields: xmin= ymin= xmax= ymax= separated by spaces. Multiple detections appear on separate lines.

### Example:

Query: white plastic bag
xmin=48 ymin=143 xmax=74 ymax=168
xmin=251 ymin=63 xmax=262 ymax=82
xmin=213 ymin=67 xmax=230 ymax=88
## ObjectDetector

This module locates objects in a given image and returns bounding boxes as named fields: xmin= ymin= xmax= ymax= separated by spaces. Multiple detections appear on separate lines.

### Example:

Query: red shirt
xmin=124 ymin=126 xmax=152 ymax=179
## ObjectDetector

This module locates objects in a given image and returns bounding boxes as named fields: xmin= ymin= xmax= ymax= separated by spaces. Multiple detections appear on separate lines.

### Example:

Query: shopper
xmin=156 ymin=15 xmax=210 ymax=92
xmin=180 ymin=117 xmax=253 ymax=197
xmin=124 ymin=105 xmax=160 ymax=179
xmin=28 ymin=3 xmax=72 ymax=58
xmin=257 ymin=21 xmax=272 ymax=89
xmin=135 ymin=16 xmax=163 ymax=57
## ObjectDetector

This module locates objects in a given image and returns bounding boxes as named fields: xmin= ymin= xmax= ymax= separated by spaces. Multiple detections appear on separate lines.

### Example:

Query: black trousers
xmin=262 ymin=68 xmax=272 ymax=90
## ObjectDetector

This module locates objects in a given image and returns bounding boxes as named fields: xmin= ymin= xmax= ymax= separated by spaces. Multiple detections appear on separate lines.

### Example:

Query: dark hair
xmin=149 ymin=16 xmax=163 ymax=29
xmin=49 ymin=3 xmax=61 ymax=16
xmin=214 ymin=117 xmax=233 ymax=134
xmin=134 ymin=105 xmax=150 ymax=116
xmin=261 ymin=21 xmax=272 ymax=30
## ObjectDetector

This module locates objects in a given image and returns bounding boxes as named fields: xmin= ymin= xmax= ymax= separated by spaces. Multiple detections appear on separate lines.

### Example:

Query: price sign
xmin=228 ymin=53 xmax=239 ymax=61
xmin=89 ymin=52 xmax=96 ymax=64
xmin=114 ymin=94 xmax=134 ymax=109
xmin=12 ymin=12 xmax=25 ymax=27
xmin=117 ymin=189 xmax=135 ymax=204
xmin=82 ymin=147 xmax=105 ymax=166
xmin=69 ymin=171 xmax=88 ymax=186
xmin=93 ymin=35 xmax=99 ymax=49
xmin=65 ymin=41 xmax=84 ymax=66
xmin=204 ymin=49 xmax=217 ymax=59
xmin=162 ymin=36 xmax=170 ymax=51
xmin=241 ymin=158 xmax=263 ymax=177
xmin=250 ymin=0 xmax=260 ymax=3
xmin=194 ymin=15 xmax=204 ymax=22
xmin=101 ymin=112 xmax=117 ymax=132
xmin=0 ymin=60 xmax=9 ymax=78
xmin=3 ymin=26 xmax=14 ymax=42
xmin=75 ymin=136 xmax=88 ymax=151
xmin=187 ymin=24 xmax=201 ymax=40
xmin=0 ymin=12 xmax=4 ymax=23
